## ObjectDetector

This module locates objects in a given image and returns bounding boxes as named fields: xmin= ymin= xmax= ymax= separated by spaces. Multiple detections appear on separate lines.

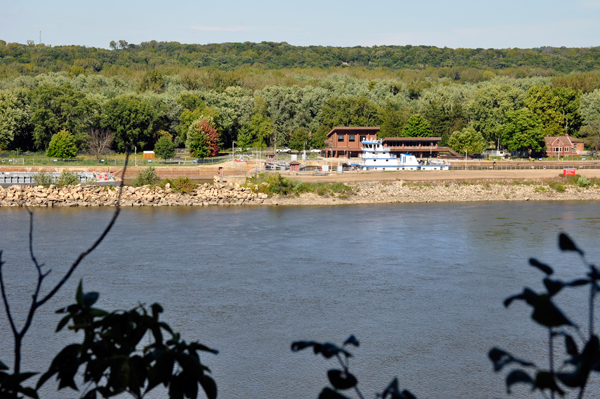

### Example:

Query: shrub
xmin=55 ymin=170 xmax=80 ymax=187
xmin=46 ymin=130 xmax=78 ymax=158
xmin=548 ymin=181 xmax=566 ymax=192
xmin=577 ymin=176 xmax=591 ymax=187
xmin=154 ymin=135 xmax=176 ymax=160
xmin=246 ymin=173 xmax=353 ymax=197
xmin=161 ymin=176 xmax=196 ymax=193
xmin=32 ymin=170 xmax=54 ymax=187
xmin=133 ymin=166 xmax=160 ymax=187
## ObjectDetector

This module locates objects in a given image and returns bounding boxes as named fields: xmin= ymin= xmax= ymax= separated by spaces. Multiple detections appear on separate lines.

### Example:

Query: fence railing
xmin=448 ymin=164 xmax=600 ymax=171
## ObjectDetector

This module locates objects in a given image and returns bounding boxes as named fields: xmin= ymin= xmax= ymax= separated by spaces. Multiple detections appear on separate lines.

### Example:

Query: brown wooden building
xmin=324 ymin=127 xmax=379 ymax=158
xmin=544 ymin=135 xmax=585 ymax=157
xmin=323 ymin=127 xmax=458 ymax=158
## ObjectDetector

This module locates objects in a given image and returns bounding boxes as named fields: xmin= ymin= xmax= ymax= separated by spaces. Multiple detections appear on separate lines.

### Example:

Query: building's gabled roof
xmin=544 ymin=135 xmax=583 ymax=147
xmin=326 ymin=127 xmax=380 ymax=137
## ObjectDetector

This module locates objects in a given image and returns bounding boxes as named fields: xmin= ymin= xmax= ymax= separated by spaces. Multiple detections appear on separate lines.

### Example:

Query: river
xmin=1 ymin=202 xmax=600 ymax=398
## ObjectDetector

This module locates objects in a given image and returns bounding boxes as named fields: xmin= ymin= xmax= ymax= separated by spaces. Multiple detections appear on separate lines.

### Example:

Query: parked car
xmin=275 ymin=148 xmax=291 ymax=153
xmin=310 ymin=149 xmax=322 ymax=153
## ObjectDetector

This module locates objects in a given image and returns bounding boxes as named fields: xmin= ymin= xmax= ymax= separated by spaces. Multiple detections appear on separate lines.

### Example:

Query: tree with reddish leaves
xmin=186 ymin=117 xmax=219 ymax=158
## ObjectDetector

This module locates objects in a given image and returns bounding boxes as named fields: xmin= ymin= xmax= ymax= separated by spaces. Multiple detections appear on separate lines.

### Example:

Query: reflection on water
xmin=1 ymin=201 xmax=600 ymax=398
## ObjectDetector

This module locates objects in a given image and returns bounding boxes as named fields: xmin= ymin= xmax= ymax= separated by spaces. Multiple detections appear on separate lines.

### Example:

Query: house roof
xmin=544 ymin=135 xmax=583 ymax=146
xmin=326 ymin=127 xmax=380 ymax=137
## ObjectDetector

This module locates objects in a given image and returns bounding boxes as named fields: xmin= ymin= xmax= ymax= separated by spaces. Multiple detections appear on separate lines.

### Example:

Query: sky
xmin=1 ymin=0 xmax=600 ymax=49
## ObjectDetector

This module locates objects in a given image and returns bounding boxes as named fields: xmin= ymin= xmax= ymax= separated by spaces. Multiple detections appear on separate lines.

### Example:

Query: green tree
xmin=139 ymin=70 xmax=165 ymax=92
xmin=101 ymin=97 xmax=156 ymax=152
xmin=402 ymin=114 xmax=433 ymax=137
xmin=288 ymin=127 xmax=311 ymax=152
xmin=553 ymin=87 xmax=583 ymax=136
xmin=467 ymin=84 xmax=524 ymax=145
xmin=186 ymin=117 xmax=219 ymax=158
xmin=423 ymin=101 xmax=467 ymax=139
xmin=311 ymin=125 xmax=330 ymax=149
xmin=46 ymin=129 xmax=78 ymax=158
xmin=29 ymin=84 xmax=98 ymax=151
xmin=524 ymin=85 xmax=564 ymax=136
xmin=0 ymin=89 xmax=31 ymax=150
xmin=447 ymin=126 xmax=487 ymax=155
xmin=154 ymin=135 xmax=175 ymax=160
xmin=579 ymin=88 xmax=600 ymax=126
xmin=501 ymin=109 xmax=545 ymax=154
xmin=378 ymin=102 xmax=407 ymax=138
xmin=321 ymin=97 xmax=380 ymax=128
xmin=245 ymin=97 xmax=273 ymax=146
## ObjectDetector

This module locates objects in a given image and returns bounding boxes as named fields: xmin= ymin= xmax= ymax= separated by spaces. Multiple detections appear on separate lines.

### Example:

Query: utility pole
xmin=465 ymin=150 xmax=467 ymax=170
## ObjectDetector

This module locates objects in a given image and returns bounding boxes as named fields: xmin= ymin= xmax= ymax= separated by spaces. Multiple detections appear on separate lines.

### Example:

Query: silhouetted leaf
xmin=504 ymin=288 xmax=537 ymax=308
xmin=565 ymin=335 xmax=579 ymax=358
xmin=488 ymin=348 xmax=536 ymax=372
xmin=343 ymin=335 xmax=359 ymax=347
xmin=83 ymin=292 xmax=99 ymax=307
xmin=567 ymin=279 xmax=589 ymax=287
xmin=558 ymin=336 xmax=599 ymax=387
xmin=89 ymin=308 xmax=109 ymax=318
xmin=529 ymin=258 xmax=553 ymax=275
xmin=534 ymin=371 xmax=565 ymax=395
xmin=531 ymin=294 xmax=576 ymax=328
xmin=505 ymin=370 xmax=533 ymax=393
xmin=327 ymin=369 xmax=357 ymax=390
xmin=543 ymin=278 xmax=565 ymax=297
xmin=56 ymin=315 xmax=71 ymax=332
xmin=76 ymin=280 xmax=84 ymax=306
xmin=320 ymin=343 xmax=351 ymax=359
xmin=198 ymin=375 xmax=217 ymax=399
xmin=0 ymin=359 xmax=8 ymax=371
xmin=559 ymin=233 xmax=583 ymax=255
xmin=318 ymin=387 xmax=351 ymax=399
xmin=291 ymin=341 xmax=317 ymax=352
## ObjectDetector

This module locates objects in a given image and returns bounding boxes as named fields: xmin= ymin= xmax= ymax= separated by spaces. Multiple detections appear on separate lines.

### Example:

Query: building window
xmin=338 ymin=135 xmax=344 ymax=142
xmin=349 ymin=135 xmax=355 ymax=142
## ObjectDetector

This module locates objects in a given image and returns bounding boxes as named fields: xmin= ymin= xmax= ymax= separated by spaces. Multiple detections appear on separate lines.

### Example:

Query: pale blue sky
xmin=1 ymin=0 xmax=600 ymax=49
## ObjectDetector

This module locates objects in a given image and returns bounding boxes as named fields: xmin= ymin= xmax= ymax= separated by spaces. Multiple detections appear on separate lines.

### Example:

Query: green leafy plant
xmin=38 ymin=281 xmax=218 ymax=399
xmin=154 ymin=136 xmax=176 ymax=160
xmin=489 ymin=233 xmax=600 ymax=398
xmin=161 ymin=177 xmax=197 ymax=194
xmin=46 ymin=130 xmax=78 ymax=159
xmin=246 ymin=173 xmax=353 ymax=197
xmin=292 ymin=335 xmax=416 ymax=399
xmin=133 ymin=167 xmax=161 ymax=187
xmin=577 ymin=176 xmax=591 ymax=188
xmin=32 ymin=170 xmax=54 ymax=187
xmin=55 ymin=170 xmax=80 ymax=187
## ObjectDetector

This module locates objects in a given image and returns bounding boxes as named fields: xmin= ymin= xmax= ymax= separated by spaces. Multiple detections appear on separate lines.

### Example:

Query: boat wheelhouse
xmin=358 ymin=139 xmax=450 ymax=171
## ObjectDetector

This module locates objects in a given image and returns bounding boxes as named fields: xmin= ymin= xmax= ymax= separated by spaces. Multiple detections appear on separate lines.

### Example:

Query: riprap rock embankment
xmin=0 ymin=184 xmax=267 ymax=207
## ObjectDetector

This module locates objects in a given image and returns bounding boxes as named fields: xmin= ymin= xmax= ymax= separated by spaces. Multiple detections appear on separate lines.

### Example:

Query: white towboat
xmin=357 ymin=139 xmax=450 ymax=171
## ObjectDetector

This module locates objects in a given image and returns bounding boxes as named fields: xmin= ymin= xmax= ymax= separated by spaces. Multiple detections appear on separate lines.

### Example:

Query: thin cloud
xmin=187 ymin=25 xmax=253 ymax=32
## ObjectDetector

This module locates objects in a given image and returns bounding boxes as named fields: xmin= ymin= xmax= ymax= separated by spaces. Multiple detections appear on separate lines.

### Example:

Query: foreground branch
xmin=3 ymin=151 xmax=129 ymax=373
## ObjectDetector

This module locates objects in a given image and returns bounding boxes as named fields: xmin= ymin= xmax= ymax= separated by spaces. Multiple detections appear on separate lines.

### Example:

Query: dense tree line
xmin=3 ymin=40 xmax=600 ymax=77
xmin=1 ymin=45 xmax=600 ymax=156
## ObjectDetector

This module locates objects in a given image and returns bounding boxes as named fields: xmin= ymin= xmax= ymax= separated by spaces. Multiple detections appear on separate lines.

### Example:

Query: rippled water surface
xmin=1 ymin=202 xmax=600 ymax=398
